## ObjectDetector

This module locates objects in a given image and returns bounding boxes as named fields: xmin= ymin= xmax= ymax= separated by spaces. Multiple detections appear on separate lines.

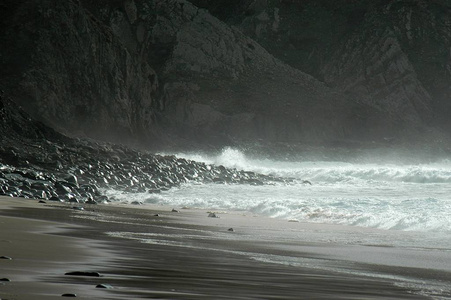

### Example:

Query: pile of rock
xmin=0 ymin=143 xmax=291 ymax=204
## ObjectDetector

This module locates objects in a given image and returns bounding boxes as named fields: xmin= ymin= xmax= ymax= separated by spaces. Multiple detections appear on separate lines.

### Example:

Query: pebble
xmin=61 ymin=293 xmax=77 ymax=297
xmin=0 ymin=256 xmax=12 ymax=260
xmin=208 ymin=213 xmax=219 ymax=218
xmin=0 ymin=278 xmax=11 ymax=282
xmin=171 ymin=209 xmax=179 ymax=213
xmin=228 ymin=228 xmax=234 ymax=232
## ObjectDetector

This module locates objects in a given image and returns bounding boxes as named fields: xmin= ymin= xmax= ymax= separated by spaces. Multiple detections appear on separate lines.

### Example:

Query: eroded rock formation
xmin=1 ymin=0 xmax=450 ymax=150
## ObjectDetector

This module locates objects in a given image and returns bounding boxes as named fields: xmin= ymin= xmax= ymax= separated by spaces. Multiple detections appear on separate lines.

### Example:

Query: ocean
xmin=99 ymin=147 xmax=451 ymax=298
xmin=105 ymin=147 xmax=451 ymax=235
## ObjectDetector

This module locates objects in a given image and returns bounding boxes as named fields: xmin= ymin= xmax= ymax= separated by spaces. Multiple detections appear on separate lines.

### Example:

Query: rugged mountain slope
xmin=1 ymin=0 xmax=449 ymax=151
xmin=193 ymin=0 xmax=451 ymax=137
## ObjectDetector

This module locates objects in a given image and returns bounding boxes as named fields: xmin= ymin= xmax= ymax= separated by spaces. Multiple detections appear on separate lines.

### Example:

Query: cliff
xmin=193 ymin=0 xmax=451 ymax=142
xmin=1 ymin=0 xmax=450 ymax=151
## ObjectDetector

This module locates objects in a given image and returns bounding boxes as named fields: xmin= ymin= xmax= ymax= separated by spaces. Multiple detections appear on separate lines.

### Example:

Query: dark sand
xmin=1 ymin=196 xmax=446 ymax=299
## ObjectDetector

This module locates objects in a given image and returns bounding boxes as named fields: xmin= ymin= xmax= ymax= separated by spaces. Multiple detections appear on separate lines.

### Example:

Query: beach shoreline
xmin=1 ymin=196 xmax=448 ymax=299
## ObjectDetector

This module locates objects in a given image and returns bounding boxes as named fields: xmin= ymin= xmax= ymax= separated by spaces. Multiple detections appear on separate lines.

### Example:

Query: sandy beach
xmin=1 ymin=196 xmax=448 ymax=299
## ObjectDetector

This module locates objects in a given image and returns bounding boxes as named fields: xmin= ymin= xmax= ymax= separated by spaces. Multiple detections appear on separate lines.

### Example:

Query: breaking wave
xmin=114 ymin=148 xmax=451 ymax=233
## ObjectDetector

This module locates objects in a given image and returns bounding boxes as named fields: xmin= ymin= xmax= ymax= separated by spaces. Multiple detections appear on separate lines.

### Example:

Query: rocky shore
xmin=2 ymin=0 xmax=450 ymax=149
xmin=1 ymin=91 xmax=291 ymax=205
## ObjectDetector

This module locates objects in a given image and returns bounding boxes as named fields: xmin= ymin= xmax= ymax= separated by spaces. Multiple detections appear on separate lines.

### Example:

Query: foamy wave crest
xmin=167 ymin=148 xmax=451 ymax=184
xmin=166 ymin=147 xmax=250 ymax=169
xmin=213 ymin=147 xmax=249 ymax=169
xmin=290 ymin=165 xmax=451 ymax=184
xmin=285 ymin=197 xmax=451 ymax=232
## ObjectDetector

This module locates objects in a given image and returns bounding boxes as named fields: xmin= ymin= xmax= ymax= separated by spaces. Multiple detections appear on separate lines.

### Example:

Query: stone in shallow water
xmin=0 ymin=278 xmax=11 ymax=281
xmin=208 ymin=213 xmax=219 ymax=218
xmin=61 ymin=293 xmax=77 ymax=297
xmin=228 ymin=228 xmax=234 ymax=232
xmin=0 ymin=256 xmax=12 ymax=260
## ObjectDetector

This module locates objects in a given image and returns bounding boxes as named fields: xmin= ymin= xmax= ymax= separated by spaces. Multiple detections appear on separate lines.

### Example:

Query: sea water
xmin=105 ymin=147 xmax=451 ymax=234
xmin=101 ymin=147 xmax=451 ymax=298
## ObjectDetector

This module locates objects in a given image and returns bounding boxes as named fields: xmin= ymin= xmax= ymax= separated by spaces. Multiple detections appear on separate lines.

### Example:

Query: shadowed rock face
xmin=1 ymin=0 xmax=158 ymax=144
xmin=1 ymin=0 xmax=450 ymax=150
xmin=193 ymin=0 xmax=451 ymax=139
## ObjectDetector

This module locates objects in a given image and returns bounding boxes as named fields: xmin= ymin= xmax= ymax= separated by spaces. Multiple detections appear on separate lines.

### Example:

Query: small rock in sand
xmin=65 ymin=271 xmax=101 ymax=277
xmin=96 ymin=283 xmax=113 ymax=289
xmin=171 ymin=209 xmax=179 ymax=213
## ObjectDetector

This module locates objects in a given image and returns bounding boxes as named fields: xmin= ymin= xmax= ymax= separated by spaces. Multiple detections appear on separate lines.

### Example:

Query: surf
xmin=105 ymin=148 xmax=451 ymax=234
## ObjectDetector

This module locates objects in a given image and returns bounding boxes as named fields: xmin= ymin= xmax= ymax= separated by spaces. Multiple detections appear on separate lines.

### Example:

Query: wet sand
xmin=0 ymin=196 xmax=445 ymax=299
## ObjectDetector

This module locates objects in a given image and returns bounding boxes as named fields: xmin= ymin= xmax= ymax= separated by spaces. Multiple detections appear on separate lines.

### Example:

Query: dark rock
xmin=85 ymin=198 xmax=97 ymax=205
xmin=65 ymin=174 xmax=79 ymax=188
xmin=208 ymin=213 xmax=219 ymax=218
xmin=65 ymin=271 xmax=101 ymax=277
xmin=61 ymin=293 xmax=77 ymax=297
xmin=95 ymin=284 xmax=113 ymax=289
xmin=171 ymin=209 xmax=180 ymax=213
xmin=38 ymin=200 xmax=46 ymax=203
xmin=213 ymin=178 xmax=226 ymax=184
xmin=0 ymin=278 xmax=11 ymax=282
xmin=0 ymin=256 xmax=12 ymax=260
xmin=49 ymin=196 xmax=62 ymax=202
xmin=228 ymin=228 xmax=234 ymax=232
xmin=68 ymin=194 xmax=79 ymax=203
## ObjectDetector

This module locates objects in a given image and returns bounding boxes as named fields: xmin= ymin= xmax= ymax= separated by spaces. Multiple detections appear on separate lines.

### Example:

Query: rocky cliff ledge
xmin=1 ymin=0 xmax=450 ymax=151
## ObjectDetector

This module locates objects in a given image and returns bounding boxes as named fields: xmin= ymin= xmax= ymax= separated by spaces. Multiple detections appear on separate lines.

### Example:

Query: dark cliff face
xmin=193 ymin=0 xmax=451 ymax=139
xmin=1 ymin=0 xmax=158 ymax=144
xmin=1 ymin=0 xmax=450 ymax=151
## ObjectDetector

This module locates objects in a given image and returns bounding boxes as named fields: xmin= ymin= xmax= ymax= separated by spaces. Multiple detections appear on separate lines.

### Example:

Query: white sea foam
xmin=106 ymin=148 xmax=451 ymax=234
